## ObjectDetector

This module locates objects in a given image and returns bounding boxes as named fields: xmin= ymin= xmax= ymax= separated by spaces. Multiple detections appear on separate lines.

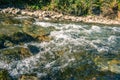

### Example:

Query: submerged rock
xmin=0 ymin=69 xmax=12 ymax=80
xmin=0 ymin=47 xmax=32 ymax=63
xmin=27 ymin=45 xmax=40 ymax=55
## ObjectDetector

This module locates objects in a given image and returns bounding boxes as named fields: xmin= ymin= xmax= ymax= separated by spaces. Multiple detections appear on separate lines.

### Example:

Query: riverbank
xmin=1 ymin=7 xmax=120 ymax=25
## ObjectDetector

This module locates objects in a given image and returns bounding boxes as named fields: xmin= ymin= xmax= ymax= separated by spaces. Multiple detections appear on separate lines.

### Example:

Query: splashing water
xmin=0 ymin=19 xmax=120 ymax=79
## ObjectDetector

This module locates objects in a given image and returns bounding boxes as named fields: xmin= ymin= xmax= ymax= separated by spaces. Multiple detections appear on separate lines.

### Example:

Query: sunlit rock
xmin=19 ymin=74 xmax=38 ymax=80
xmin=94 ymin=56 xmax=120 ymax=74
xmin=108 ymin=59 xmax=120 ymax=73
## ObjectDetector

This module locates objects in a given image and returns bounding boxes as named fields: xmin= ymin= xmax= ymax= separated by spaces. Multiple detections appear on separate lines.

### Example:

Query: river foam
xmin=0 ymin=21 xmax=120 ymax=78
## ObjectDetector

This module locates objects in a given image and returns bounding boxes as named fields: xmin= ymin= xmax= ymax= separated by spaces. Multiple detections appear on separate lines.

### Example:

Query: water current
xmin=0 ymin=15 xmax=120 ymax=79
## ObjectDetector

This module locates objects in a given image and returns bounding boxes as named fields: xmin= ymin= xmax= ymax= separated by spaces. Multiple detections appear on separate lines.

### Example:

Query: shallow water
xmin=0 ymin=15 xmax=120 ymax=79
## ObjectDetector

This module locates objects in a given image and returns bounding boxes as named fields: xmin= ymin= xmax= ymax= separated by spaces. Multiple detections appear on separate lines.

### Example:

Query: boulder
xmin=23 ymin=25 xmax=55 ymax=42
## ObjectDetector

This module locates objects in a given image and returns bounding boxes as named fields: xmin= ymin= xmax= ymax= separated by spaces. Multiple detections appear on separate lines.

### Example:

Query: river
xmin=0 ymin=14 xmax=120 ymax=80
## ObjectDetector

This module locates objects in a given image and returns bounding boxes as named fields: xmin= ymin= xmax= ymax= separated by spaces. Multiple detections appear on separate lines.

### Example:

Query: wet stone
xmin=0 ymin=47 xmax=32 ymax=63
xmin=10 ymin=32 xmax=35 ymax=44
xmin=27 ymin=45 xmax=40 ymax=55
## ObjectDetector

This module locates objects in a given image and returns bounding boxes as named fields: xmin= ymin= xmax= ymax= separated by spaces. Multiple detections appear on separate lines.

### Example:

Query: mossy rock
xmin=94 ymin=55 xmax=120 ymax=74
xmin=10 ymin=32 xmax=35 ymax=44
xmin=0 ymin=23 xmax=22 ymax=49
xmin=0 ymin=24 xmax=21 ymax=36
xmin=23 ymin=25 xmax=55 ymax=41
xmin=0 ymin=69 xmax=12 ymax=80
xmin=0 ymin=32 xmax=35 ymax=49
xmin=0 ymin=47 xmax=32 ymax=63
xmin=40 ymin=51 xmax=98 ymax=80
xmin=2 ymin=17 xmax=22 ymax=25
xmin=0 ymin=17 xmax=36 ymax=49
xmin=41 ymin=51 xmax=120 ymax=80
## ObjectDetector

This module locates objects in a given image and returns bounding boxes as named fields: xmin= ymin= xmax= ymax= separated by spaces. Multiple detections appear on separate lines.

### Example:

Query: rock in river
xmin=0 ymin=47 xmax=32 ymax=63
xmin=23 ymin=24 xmax=55 ymax=42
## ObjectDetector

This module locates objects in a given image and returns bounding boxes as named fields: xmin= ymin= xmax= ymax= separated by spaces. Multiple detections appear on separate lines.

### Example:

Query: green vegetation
xmin=0 ymin=0 xmax=120 ymax=18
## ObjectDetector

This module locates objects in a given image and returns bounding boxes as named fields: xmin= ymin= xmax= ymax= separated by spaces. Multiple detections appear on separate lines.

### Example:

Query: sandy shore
xmin=1 ymin=7 xmax=120 ymax=25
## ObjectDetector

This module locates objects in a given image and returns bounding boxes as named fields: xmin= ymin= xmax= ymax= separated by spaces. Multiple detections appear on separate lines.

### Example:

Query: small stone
xmin=19 ymin=75 xmax=38 ymax=80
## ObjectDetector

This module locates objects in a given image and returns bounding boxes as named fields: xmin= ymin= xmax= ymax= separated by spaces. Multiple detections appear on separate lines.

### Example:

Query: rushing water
xmin=0 ymin=15 xmax=120 ymax=79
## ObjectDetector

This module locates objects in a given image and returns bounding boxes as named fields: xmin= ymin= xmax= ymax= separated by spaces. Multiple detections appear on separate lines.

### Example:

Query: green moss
xmin=0 ymin=69 xmax=12 ymax=80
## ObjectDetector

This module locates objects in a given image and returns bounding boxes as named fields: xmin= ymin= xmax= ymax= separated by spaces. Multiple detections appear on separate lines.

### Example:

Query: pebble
xmin=0 ymin=7 xmax=120 ymax=25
